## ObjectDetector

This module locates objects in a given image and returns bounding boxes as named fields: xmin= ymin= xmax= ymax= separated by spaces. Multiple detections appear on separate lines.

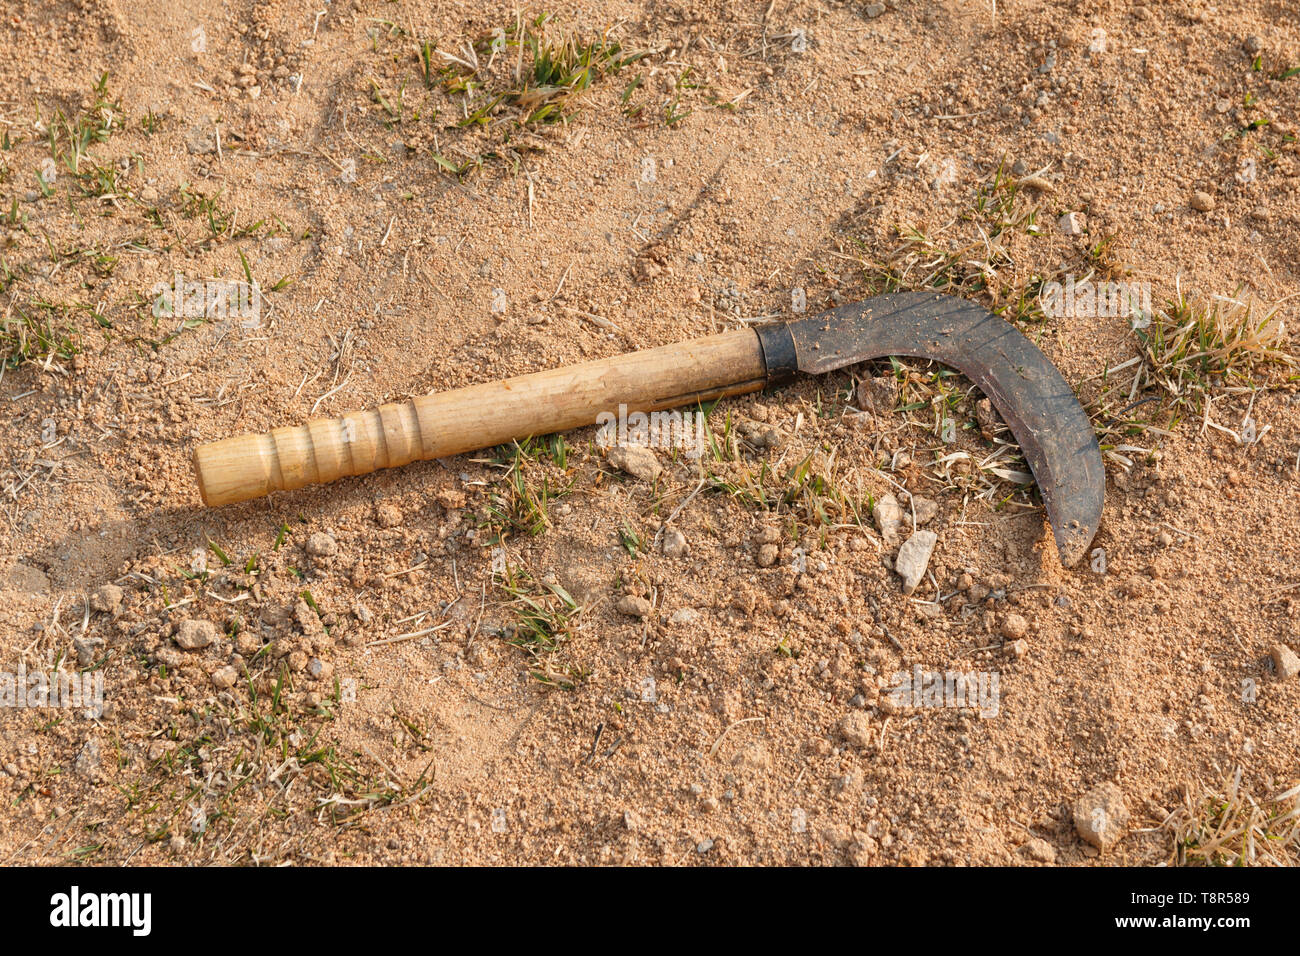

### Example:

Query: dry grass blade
xmin=1137 ymin=289 xmax=1296 ymax=412
xmin=1166 ymin=767 xmax=1300 ymax=866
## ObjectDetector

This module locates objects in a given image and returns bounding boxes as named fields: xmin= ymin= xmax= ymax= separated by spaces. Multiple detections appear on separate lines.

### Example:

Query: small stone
xmin=1000 ymin=613 xmax=1029 ymax=641
xmin=185 ymin=126 xmax=215 ymax=154
xmin=856 ymin=375 xmax=898 ymax=416
xmin=1022 ymin=838 xmax=1057 ymax=863
xmin=1271 ymin=644 xmax=1300 ymax=680
xmin=74 ymin=739 xmax=101 ymax=777
xmin=353 ymin=603 xmax=374 ymax=625
xmin=616 ymin=594 xmax=653 ymax=618
xmin=89 ymin=583 xmax=123 ymax=614
xmin=1155 ymin=530 xmax=1173 ymax=547
xmin=308 ymin=657 xmax=333 ymax=680
xmin=73 ymin=637 xmax=101 ymax=667
xmin=911 ymin=496 xmax=939 ymax=526
xmin=305 ymin=532 xmax=338 ymax=557
xmin=1190 ymin=191 xmax=1215 ymax=212
xmin=839 ymin=711 xmax=874 ymax=748
xmin=1057 ymin=211 xmax=1087 ymax=236
xmin=662 ymin=528 xmax=690 ymax=558
xmin=1073 ymin=782 xmax=1130 ymax=852
xmin=696 ymin=838 xmax=714 ymax=854
xmin=864 ymin=2 xmax=886 ymax=18
xmin=893 ymin=530 xmax=937 ymax=595
xmin=211 ymin=665 xmax=238 ymax=690
xmin=234 ymin=632 xmax=261 ymax=657
xmin=606 ymin=445 xmax=662 ymax=482
xmin=174 ymin=619 xmax=217 ymax=650
xmin=974 ymin=398 xmax=1002 ymax=440
xmin=820 ymin=825 xmax=852 ymax=848
xmin=1243 ymin=35 xmax=1263 ymax=55
xmin=375 ymin=502 xmax=402 ymax=528
xmin=873 ymin=493 xmax=905 ymax=544
xmin=669 ymin=608 xmax=699 ymax=625
xmin=147 ymin=740 xmax=177 ymax=762
xmin=1004 ymin=638 xmax=1028 ymax=659
xmin=754 ymin=526 xmax=781 ymax=545
xmin=848 ymin=832 xmax=878 ymax=866
xmin=756 ymin=543 xmax=779 ymax=567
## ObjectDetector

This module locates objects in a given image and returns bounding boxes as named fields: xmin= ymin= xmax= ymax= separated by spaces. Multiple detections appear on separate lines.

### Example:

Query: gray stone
xmin=873 ymin=493 xmax=905 ymax=544
xmin=616 ymin=594 xmax=653 ymax=618
xmin=1073 ymin=782 xmax=1129 ymax=851
xmin=74 ymin=739 xmax=101 ymax=777
xmin=662 ymin=528 xmax=690 ymax=558
xmin=305 ymin=532 xmax=338 ymax=557
xmin=1271 ymin=644 xmax=1300 ymax=680
xmin=894 ymin=530 xmax=937 ymax=594
xmin=89 ymin=583 xmax=124 ymax=614
xmin=174 ymin=619 xmax=217 ymax=650
xmin=840 ymin=712 xmax=874 ymax=748
xmin=606 ymin=445 xmax=662 ymax=482
xmin=1058 ymin=211 xmax=1087 ymax=236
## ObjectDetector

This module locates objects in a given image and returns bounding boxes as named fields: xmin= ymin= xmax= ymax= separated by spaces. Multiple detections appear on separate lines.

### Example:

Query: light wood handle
xmin=193 ymin=328 xmax=767 ymax=506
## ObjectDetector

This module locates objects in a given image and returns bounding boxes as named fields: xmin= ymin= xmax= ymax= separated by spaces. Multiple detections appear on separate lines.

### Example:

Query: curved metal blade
xmin=785 ymin=291 xmax=1103 ymax=566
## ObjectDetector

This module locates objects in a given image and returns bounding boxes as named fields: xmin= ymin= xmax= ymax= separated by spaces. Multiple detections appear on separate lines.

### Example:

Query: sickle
xmin=192 ymin=291 xmax=1103 ymax=566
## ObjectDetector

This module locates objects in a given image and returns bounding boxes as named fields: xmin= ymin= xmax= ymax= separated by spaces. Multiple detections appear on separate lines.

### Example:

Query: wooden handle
xmin=193 ymin=328 xmax=767 ymax=506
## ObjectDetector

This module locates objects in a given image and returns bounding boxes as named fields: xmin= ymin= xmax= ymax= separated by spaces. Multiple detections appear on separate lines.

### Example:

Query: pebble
xmin=893 ymin=530 xmax=937 ymax=595
xmin=1243 ymin=35 xmax=1263 ymax=55
xmin=864 ymin=2 xmax=886 ymax=17
xmin=89 ymin=583 xmax=123 ymax=614
xmin=756 ymin=543 xmax=779 ymax=567
xmin=661 ymin=528 xmax=690 ymax=558
xmin=910 ymin=495 xmax=939 ymax=526
xmin=73 ymin=740 xmax=101 ymax=777
xmin=856 ymin=375 xmax=899 ymax=416
xmin=211 ymin=665 xmax=238 ymax=690
xmin=1022 ymin=837 xmax=1057 ymax=863
xmin=669 ymin=608 xmax=699 ymax=625
xmin=234 ymin=632 xmax=262 ymax=657
xmin=873 ymin=493 xmax=905 ymax=545
xmin=839 ymin=712 xmax=874 ymax=748
xmin=1191 ymin=191 xmax=1215 ymax=212
xmin=308 ymin=658 xmax=333 ymax=680
xmin=1073 ymin=782 xmax=1129 ymax=851
xmin=1271 ymin=644 xmax=1300 ymax=681
xmin=305 ymin=532 xmax=338 ymax=557
xmin=1000 ymin=612 xmax=1029 ymax=640
xmin=616 ymin=594 xmax=653 ymax=618
xmin=1004 ymin=638 xmax=1028 ymax=659
xmin=174 ymin=619 xmax=217 ymax=650
xmin=606 ymin=445 xmax=662 ymax=481
xmin=73 ymin=637 xmax=100 ymax=667
xmin=1057 ymin=211 xmax=1087 ymax=236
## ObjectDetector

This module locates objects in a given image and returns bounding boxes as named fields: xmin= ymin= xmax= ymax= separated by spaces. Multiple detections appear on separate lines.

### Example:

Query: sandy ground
xmin=0 ymin=0 xmax=1298 ymax=865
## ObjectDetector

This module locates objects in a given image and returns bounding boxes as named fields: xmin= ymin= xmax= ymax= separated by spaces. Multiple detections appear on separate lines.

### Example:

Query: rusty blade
xmin=784 ymin=291 xmax=1104 ymax=566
